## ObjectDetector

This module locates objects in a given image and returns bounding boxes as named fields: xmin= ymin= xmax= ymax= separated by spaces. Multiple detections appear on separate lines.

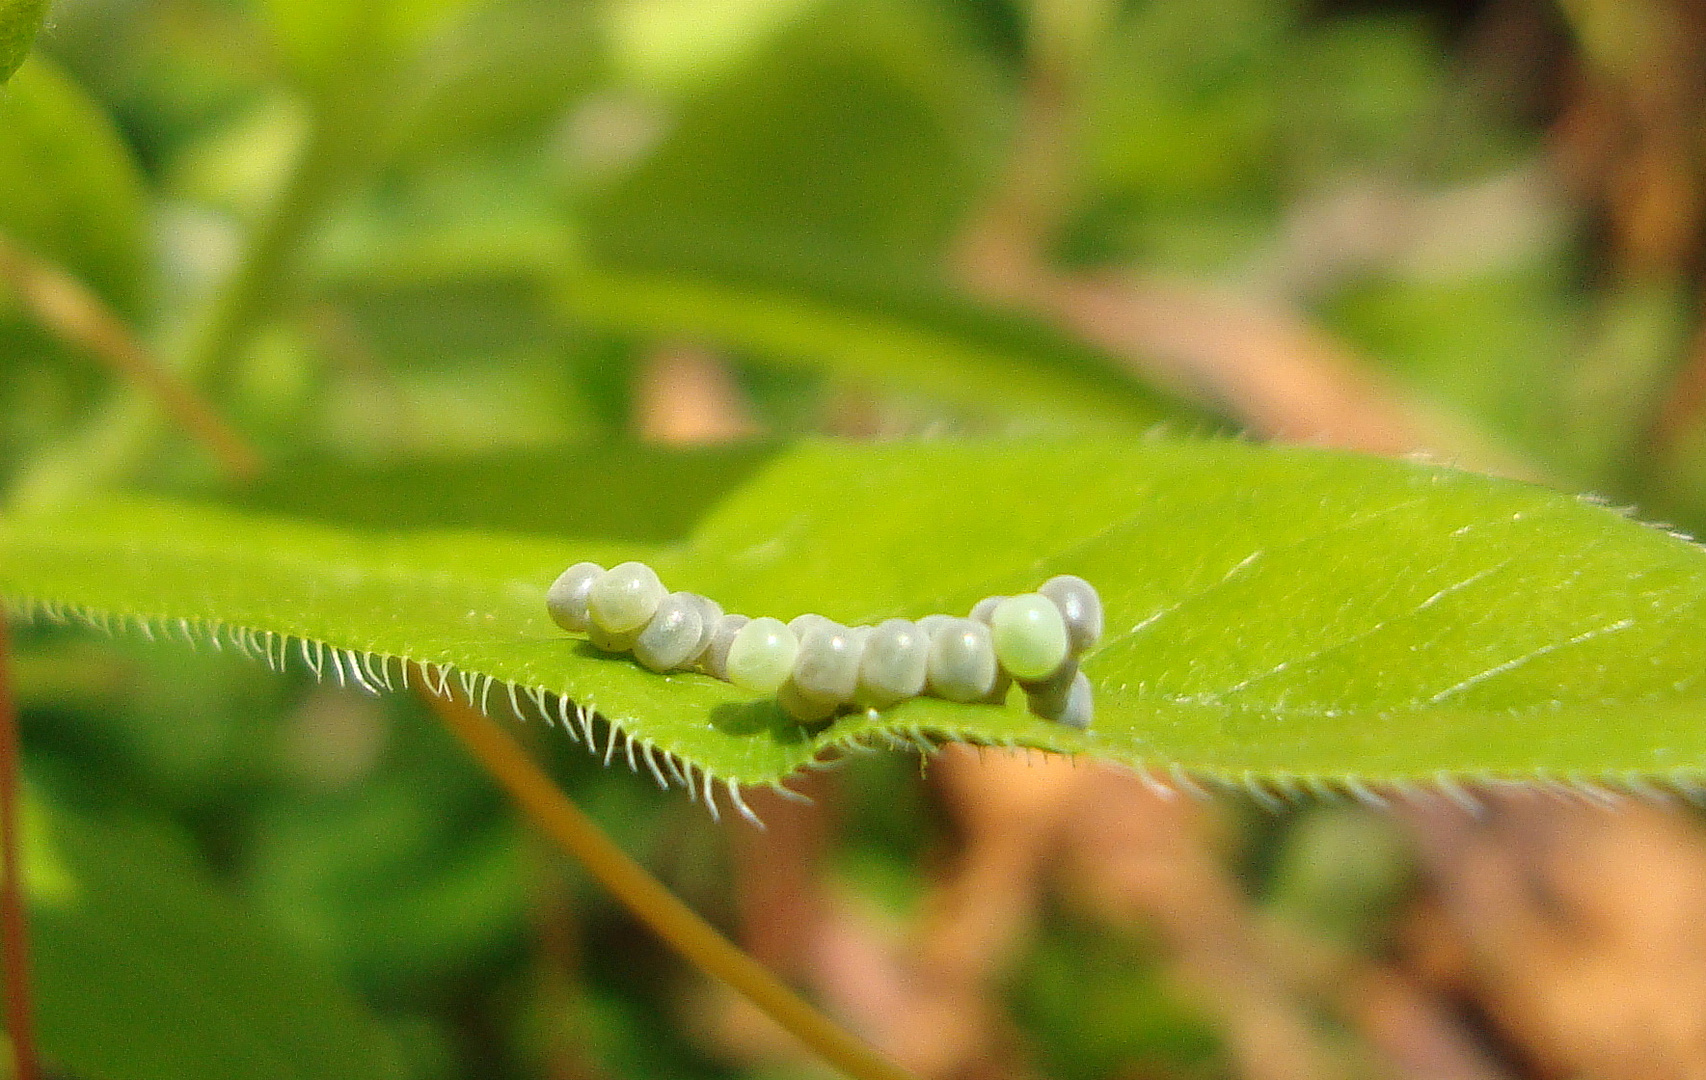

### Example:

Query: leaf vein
xmin=1423 ymin=617 xmax=1636 ymax=705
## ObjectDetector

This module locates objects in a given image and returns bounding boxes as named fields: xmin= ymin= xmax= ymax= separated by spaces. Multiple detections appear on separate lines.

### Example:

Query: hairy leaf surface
xmin=6 ymin=442 xmax=1706 ymax=801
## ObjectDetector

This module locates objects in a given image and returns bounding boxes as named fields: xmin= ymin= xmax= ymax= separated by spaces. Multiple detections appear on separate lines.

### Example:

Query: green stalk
xmin=183 ymin=97 xmax=367 ymax=395
xmin=9 ymin=54 xmax=387 ymax=510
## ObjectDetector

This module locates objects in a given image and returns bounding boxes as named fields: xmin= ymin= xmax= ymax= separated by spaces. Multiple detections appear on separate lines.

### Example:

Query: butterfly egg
xmin=680 ymin=593 xmax=723 ymax=664
xmin=916 ymin=613 xmax=954 ymax=640
xmin=1039 ymin=574 xmax=1103 ymax=655
xmin=857 ymin=618 xmax=930 ymax=707
xmin=926 ymin=618 xmax=998 ymax=703
xmin=968 ymin=595 xmax=1005 ymax=625
xmin=588 ymin=561 xmax=667 ymax=634
xmin=1056 ymin=673 xmax=1092 ymax=729
xmin=546 ymin=562 xmax=604 ymax=632
xmin=788 ymin=612 xmax=835 ymax=638
xmin=725 ymin=617 xmax=800 ymax=694
xmin=778 ymin=678 xmax=840 ymax=723
xmin=968 ymin=597 xmax=1016 ymax=700
xmin=588 ymin=622 xmax=640 ymax=653
xmin=791 ymin=621 xmax=866 ymax=707
xmin=700 ymin=613 xmax=750 ymax=681
xmin=1025 ymin=665 xmax=1092 ymax=730
xmin=696 ymin=593 xmax=724 ymax=626
xmin=633 ymin=592 xmax=706 ymax=673
xmin=990 ymin=594 xmax=1070 ymax=682
xmin=1020 ymin=654 xmax=1071 ymax=698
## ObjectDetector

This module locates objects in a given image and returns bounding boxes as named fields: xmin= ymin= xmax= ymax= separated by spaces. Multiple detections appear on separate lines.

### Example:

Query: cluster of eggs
xmin=546 ymin=562 xmax=1101 ymax=729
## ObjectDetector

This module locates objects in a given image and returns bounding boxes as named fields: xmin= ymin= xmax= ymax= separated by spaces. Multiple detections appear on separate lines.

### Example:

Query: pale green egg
xmin=778 ymin=678 xmax=839 ymax=722
xmin=1039 ymin=574 xmax=1102 ymax=654
xmin=634 ymin=592 xmax=705 ymax=673
xmin=1026 ymin=664 xmax=1092 ymax=729
xmin=545 ymin=562 xmax=604 ymax=632
xmin=788 ymin=612 xmax=834 ymax=638
xmin=588 ymin=622 xmax=639 ymax=653
xmin=927 ymin=618 xmax=998 ymax=702
xmin=792 ymin=621 xmax=865 ymax=705
xmin=726 ymin=617 xmax=799 ymax=694
xmin=857 ymin=618 xmax=929 ymax=707
xmin=990 ymin=594 xmax=1069 ymax=682
xmin=701 ymin=613 xmax=750 ymax=681
xmin=968 ymin=595 xmax=1005 ymax=625
xmin=916 ymin=613 xmax=954 ymax=640
xmin=679 ymin=593 xmax=723 ymax=665
xmin=588 ymin=561 xmax=667 ymax=634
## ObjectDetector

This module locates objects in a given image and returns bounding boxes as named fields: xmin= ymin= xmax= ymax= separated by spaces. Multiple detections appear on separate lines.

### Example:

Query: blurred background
xmin=11 ymin=0 xmax=1706 ymax=1076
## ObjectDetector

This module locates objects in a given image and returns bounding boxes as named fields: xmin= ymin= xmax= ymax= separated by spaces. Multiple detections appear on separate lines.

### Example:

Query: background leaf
xmin=0 ymin=0 xmax=46 ymax=84
xmin=560 ymin=265 xmax=1186 ymax=433
xmin=7 ymin=441 xmax=1706 ymax=794
xmin=582 ymin=0 xmax=1003 ymax=275
xmin=0 ymin=54 xmax=153 ymax=490
xmin=0 ymin=56 xmax=149 ymax=314
xmin=30 ymin=794 xmax=405 ymax=1080
xmin=181 ymin=445 xmax=781 ymax=541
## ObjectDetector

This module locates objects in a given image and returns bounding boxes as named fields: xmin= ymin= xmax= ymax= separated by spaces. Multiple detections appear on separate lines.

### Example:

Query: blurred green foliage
xmin=0 ymin=0 xmax=48 ymax=84
xmin=4 ymin=0 xmax=1697 ymax=1077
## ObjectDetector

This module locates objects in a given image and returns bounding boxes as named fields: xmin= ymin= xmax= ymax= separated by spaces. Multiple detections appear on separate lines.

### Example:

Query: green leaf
xmin=7 ymin=441 xmax=1706 ymax=800
xmin=604 ymin=0 xmax=827 ymax=90
xmin=583 ymin=0 xmax=1002 ymax=271
xmin=30 ymin=795 xmax=404 ymax=1080
xmin=561 ymin=264 xmax=1184 ymax=433
xmin=0 ymin=56 xmax=150 ymax=314
xmin=386 ymin=0 xmax=599 ymax=162
xmin=312 ymin=219 xmax=1188 ymax=432
xmin=0 ymin=56 xmax=153 ymax=479
xmin=560 ymin=0 xmax=1182 ymax=435
xmin=0 ymin=0 xmax=46 ymax=84
xmin=245 ymin=710 xmax=530 ymax=993
xmin=260 ymin=0 xmax=480 ymax=90
xmin=178 ymin=445 xmax=780 ymax=543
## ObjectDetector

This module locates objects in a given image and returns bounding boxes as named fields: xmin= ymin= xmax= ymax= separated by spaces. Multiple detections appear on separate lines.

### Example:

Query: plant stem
xmin=9 ymin=69 xmax=384 ymax=508
xmin=180 ymin=112 xmax=352 ymax=396
xmin=0 ymin=233 xmax=261 ymax=480
xmin=420 ymin=678 xmax=920 ymax=1080
xmin=0 ymin=617 xmax=39 ymax=1080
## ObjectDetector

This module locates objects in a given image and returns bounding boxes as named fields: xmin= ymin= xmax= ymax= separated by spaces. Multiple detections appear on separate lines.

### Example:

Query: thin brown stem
xmin=0 ymin=233 xmax=262 ymax=480
xmin=0 ymin=616 xmax=40 ymax=1080
xmin=418 ymin=677 xmax=918 ymax=1080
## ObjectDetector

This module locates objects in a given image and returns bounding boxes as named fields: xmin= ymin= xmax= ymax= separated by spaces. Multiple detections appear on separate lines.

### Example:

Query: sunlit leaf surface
xmin=7 ymin=441 xmax=1706 ymax=799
